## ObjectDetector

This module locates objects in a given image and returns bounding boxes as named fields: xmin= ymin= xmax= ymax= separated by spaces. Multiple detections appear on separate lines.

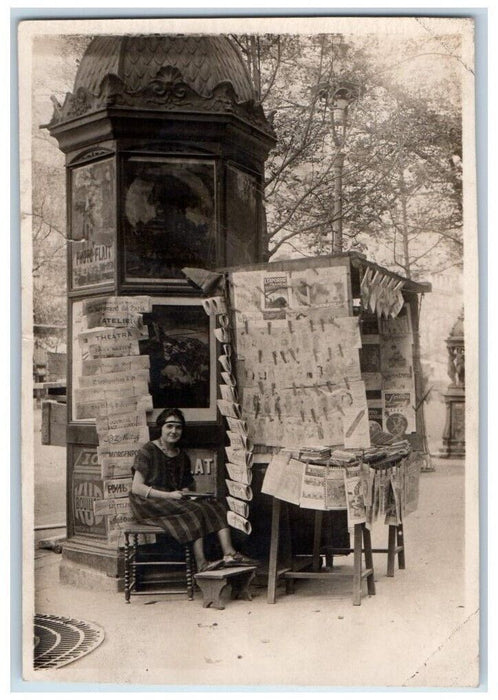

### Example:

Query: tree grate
xmin=33 ymin=613 xmax=105 ymax=670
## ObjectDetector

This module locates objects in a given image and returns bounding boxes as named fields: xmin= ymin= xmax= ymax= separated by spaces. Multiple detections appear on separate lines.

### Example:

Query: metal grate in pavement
xmin=34 ymin=614 xmax=105 ymax=670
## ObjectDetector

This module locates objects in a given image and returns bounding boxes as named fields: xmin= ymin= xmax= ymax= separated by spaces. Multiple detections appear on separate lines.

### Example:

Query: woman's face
xmin=161 ymin=419 xmax=183 ymax=445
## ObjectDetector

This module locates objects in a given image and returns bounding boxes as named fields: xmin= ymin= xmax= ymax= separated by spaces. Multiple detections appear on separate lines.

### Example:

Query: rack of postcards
xmin=202 ymin=293 xmax=254 ymax=536
xmin=73 ymin=296 xmax=154 ymax=545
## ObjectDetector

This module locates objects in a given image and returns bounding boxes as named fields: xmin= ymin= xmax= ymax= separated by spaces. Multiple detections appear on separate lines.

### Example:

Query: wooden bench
xmin=194 ymin=566 xmax=257 ymax=610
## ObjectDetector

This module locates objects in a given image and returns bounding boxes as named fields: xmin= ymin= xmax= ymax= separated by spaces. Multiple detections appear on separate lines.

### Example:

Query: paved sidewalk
xmin=29 ymin=458 xmax=479 ymax=688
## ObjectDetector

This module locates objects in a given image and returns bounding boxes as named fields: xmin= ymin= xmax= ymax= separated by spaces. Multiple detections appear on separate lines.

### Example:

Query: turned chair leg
xmin=185 ymin=544 xmax=194 ymax=600
xmin=124 ymin=533 xmax=131 ymax=603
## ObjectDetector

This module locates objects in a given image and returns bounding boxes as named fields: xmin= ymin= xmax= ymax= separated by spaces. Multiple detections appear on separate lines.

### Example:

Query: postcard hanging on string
xmin=225 ymin=479 xmax=253 ymax=501
xmin=227 ymin=431 xmax=253 ymax=452
xmin=218 ymin=354 xmax=233 ymax=373
xmin=231 ymin=270 xmax=263 ymax=316
xmin=404 ymin=454 xmax=421 ymax=515
xmin=225 ymin=445 xmax=253 ymax=468
xmin=226 ymin=416 xmax=248 ymax=436
xmin=343 ymin=465 xmax=367 ymax=527
xmin=300 ymin=464 xmax=327 ymax=510
xmin=262 ymin=453 xmax=304 ymax=506
xmin=226 ymin=496 xmax=250 ymax=519
xmin=382 ymin=391 xmax=416 ymax=435
xmin=379 ymin=308 xmax=412 ymax=337
xmin=214 ymin=327 xmax=230 ymax=343
xmin=324 ymin=469 xmax=347 ymax=509
xmin=289 ymin=271 xmax=312 ymax=308
xmin=221 ymin=371 xmax=237 ymax=386
xmin=382 ymin=371 xmax=414 ymax=392
xmin=333 ymin=316 xmax=362 ymax=349
xmin=262 ymin=271 xmax=290 ymax=320
xmin=378 ymin=469 xmax=388 ymax=516
xmin=202 ymin=296 xmax=227 ymax=316
xmin=380 ymin=336 xmax=413 ymax=374
xmin=342 ymin=381 xmax=370 ymax=449
xmin=225 ymin=462 xmax=252 ymax=485
xmin=217 ymin=399 xmax=241 ymax=419
xmin=227 ymin=510 xmax=252 ymax=535
xmin=219 ymin=383 xmax=238 ymax=403
xmin=384 ymin=478 xmax=399 ymax=526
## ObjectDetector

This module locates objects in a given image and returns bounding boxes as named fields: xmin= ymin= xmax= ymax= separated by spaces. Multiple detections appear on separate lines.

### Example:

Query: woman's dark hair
xmin=156 ymin=408 xmax=186 ymax=430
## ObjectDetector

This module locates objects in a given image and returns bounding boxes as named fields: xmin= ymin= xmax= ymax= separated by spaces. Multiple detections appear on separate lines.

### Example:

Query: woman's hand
xmin=167 ymin=490 xmax=185 ymax=500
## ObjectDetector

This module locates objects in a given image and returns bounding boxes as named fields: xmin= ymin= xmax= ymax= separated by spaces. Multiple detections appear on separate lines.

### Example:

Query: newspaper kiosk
xmin=46 ymin=34 xmax=275 ymax=587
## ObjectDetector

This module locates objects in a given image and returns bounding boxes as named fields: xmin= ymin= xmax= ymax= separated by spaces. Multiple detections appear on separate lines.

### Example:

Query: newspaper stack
xmin=74 ymin=296 xmax=154 ymax=546
xmin=299 ymin=446 xmax=331 ymax=462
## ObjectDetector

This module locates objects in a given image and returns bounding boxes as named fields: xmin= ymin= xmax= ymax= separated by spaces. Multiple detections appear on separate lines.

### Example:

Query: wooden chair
xmin=124 ymin=525 xmax=194 ymax=603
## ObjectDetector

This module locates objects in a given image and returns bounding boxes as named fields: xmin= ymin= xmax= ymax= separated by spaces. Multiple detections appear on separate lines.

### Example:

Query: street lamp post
xmin=329 ymin=83 xmax=360 ymax=253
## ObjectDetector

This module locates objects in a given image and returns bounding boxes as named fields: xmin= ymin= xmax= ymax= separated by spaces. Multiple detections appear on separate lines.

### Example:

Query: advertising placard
xmin=72 ymin=469 xmax=107 ymax=537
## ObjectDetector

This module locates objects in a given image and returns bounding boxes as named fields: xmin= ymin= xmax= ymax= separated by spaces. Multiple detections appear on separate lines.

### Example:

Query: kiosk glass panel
xmin=122 ymin=158 xmax=216 ymax=281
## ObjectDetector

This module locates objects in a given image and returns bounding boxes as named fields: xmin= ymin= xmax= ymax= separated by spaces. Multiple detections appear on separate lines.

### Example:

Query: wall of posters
xmin=70 ymin=159 xmax=116 ymax=289
xmin=122 ymin=158 xmax=216 ymax=281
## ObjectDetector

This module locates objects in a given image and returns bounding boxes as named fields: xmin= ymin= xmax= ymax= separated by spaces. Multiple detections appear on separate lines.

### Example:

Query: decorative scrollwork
xmin=47 ymin=66 xmax=274 ymax=138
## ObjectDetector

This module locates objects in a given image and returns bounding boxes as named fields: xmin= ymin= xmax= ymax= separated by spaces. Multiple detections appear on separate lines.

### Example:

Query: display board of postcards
xmin=230 ymin=265 xmax=371 ymax=450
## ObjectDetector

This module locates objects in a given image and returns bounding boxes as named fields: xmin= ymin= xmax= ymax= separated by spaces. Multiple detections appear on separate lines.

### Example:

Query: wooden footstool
xmin=194 ymin=566 xmax=256 ymax=610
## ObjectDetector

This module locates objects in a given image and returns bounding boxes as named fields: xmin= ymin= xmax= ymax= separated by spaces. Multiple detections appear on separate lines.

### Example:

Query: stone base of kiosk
xmin=59 ymin=538 xmax=124 ymax=592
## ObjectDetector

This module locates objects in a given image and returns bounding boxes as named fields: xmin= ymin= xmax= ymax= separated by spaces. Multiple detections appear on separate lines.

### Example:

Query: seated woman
xmin=129 ymin=407 xmax=255 ymax=572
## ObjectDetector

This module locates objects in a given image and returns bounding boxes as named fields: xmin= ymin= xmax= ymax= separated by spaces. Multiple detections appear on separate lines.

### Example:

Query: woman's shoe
xmin=223 ymin=552 xmax=259 ymax=567
xmin=198 ymin=559 xmax=224 ymax=573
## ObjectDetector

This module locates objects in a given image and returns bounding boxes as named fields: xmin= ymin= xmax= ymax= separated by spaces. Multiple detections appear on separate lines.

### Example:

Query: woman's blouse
xmin=132 ymin=442 xmax=195 ymax=492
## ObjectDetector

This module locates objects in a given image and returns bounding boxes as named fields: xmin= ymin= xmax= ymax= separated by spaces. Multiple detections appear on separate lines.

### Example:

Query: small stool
xmin=124 ymin=525 xmax=194 ymax=602
xmin=194 ymin=566 xmax=256 ymax=610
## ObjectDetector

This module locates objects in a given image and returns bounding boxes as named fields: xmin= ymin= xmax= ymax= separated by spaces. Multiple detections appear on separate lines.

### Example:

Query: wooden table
xmin=267 ymin=498 xmax=376 ymax=606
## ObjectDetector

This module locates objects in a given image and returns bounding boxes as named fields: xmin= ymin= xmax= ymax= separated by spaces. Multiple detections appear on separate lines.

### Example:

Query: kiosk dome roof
xmin=73 ymin=34 xmax=256 ymax=102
